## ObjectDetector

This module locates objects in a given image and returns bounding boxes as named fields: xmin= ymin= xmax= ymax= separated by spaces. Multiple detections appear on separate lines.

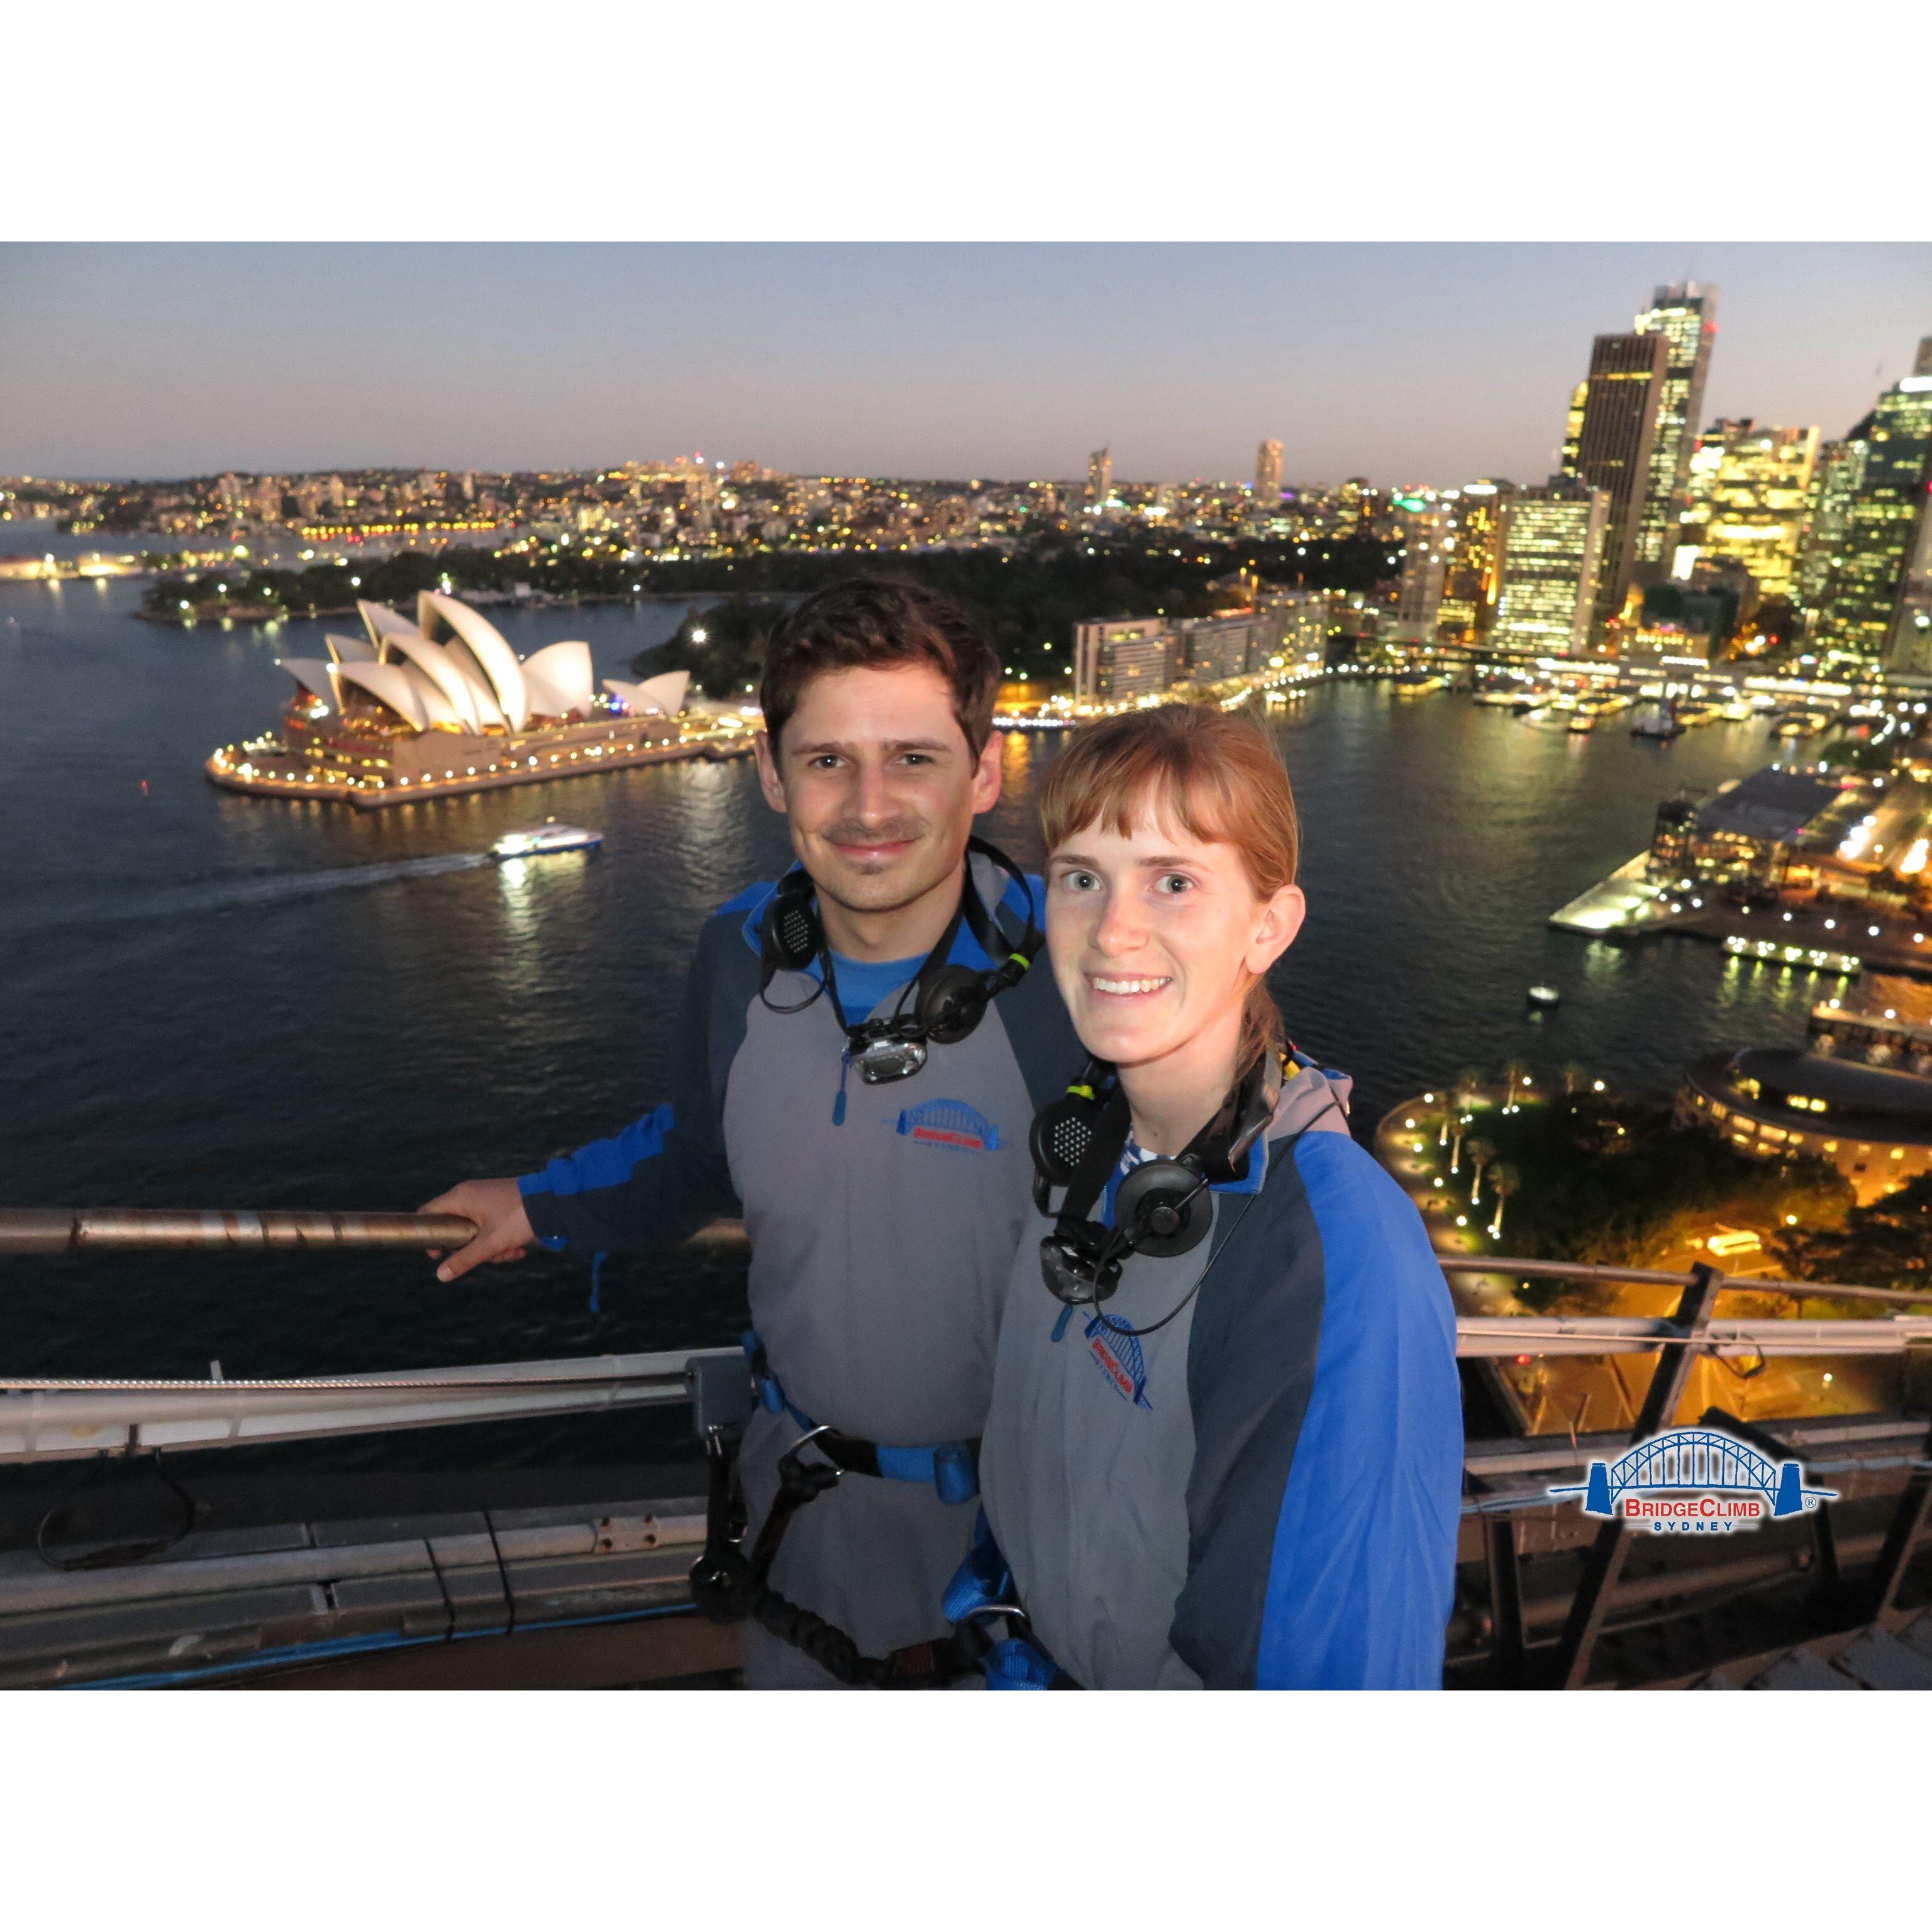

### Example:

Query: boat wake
xmin=3 ymin=853 xmax=493 ymax=934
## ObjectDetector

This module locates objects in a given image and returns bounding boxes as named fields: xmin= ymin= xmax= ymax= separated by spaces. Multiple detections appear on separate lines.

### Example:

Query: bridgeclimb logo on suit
xmin=893 ymin=1098 xmax=1001 ymax=1153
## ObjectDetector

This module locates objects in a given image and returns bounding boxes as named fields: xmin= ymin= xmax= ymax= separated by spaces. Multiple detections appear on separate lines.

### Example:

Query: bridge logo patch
xmin=1549 ymin=1424 xmax=1836 ymax=1534
xmin=894 ymin=1098 xmax=1000 ymax=1154
xmin=1084 ymin=1314 xmax=1152 ymax=1410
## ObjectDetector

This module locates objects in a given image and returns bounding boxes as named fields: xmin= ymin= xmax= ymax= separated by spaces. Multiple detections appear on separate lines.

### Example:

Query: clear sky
xmin=4 ymin=242 xmax=1927 ymax=487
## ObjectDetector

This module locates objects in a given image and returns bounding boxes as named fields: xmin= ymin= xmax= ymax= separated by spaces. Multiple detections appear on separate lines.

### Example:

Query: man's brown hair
xmin=758 ymin=578 xmax=1002 ymax=753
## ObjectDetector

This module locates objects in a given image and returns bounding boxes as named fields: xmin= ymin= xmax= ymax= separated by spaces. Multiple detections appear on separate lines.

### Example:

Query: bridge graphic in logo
xmin=1550 ymin=1426 xmax=1836 ymax=1535
xmin=894 ymin=1098 xmax=1000 ymax=1154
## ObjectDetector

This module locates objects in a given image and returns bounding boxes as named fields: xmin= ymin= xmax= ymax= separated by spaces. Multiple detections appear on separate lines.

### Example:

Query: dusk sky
xmin=4 ymin=242 xmax=1928 ymax=487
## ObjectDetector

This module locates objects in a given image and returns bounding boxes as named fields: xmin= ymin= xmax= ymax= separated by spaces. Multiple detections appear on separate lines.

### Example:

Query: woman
xmin=956 ymin=704 xmax=1463 ymax=1689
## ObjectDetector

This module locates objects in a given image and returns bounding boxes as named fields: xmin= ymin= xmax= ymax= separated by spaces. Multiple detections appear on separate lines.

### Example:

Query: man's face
xmin=755 ymin=663 xmax=1002 ymax=916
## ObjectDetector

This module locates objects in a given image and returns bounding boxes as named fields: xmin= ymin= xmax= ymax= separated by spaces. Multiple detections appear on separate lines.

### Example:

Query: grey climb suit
xmin=977 ymin=1062 xmax=1465 ymax=1689
xmin=517 ymin=852 xmax=1081 ymax=1686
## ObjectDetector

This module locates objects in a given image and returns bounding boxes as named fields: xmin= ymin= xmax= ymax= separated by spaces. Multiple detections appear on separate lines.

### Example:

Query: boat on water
xmin=1631 ymin=700 xmax=1685 ymax=741
xmin=1674 ymin=700 xmax=1724 ymax=728
xmin=1391 ymin=670 xmax=1448 ymax=698
xmin=1567 ymin=712 xmax=1596 ymax=734
xmin=1473 ymin=686 xmax=1533 ymax=709
xmin=1526 ymin=983 xmax=1560 ymax=1009
xmin=491 ymin=821 xmax=603 ymax=858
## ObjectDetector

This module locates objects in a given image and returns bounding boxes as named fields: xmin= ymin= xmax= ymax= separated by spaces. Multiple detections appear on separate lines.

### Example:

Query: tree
xmin=1561 ymin=1062 xmax=1590 ymax=1098
xmin=1466 ymin=1137 xmax=1496 ymax=1207
xmin=1502 ymin=1058 xmax=1531 ymax=1112
xmin=1446 ymin=1067 xmax=1483 ymax=1147
xmin=1489 ymin=1163 xmax=1520 ymax=1240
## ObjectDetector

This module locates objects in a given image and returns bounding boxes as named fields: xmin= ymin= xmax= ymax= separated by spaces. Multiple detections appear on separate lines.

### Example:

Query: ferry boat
xmin=1631 ymin=701 xmax=1685 ymax=741
xmin=1391 ymin=670 xmax=1448 ymax=698
xmin=491 ymin=821 xmax=603 ymax=859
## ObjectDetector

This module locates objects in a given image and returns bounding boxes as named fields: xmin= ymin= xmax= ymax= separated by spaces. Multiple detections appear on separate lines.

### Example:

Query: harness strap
xmin=940 ymin=1509 xmax=1084 ymax=1690
xmin=688 ymin=1343 xmax=984 ymax=1687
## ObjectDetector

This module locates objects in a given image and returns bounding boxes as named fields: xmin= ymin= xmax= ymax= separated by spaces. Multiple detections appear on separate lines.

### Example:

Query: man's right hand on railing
xmin=419 ymin=1179 xmax=536 ymax=1282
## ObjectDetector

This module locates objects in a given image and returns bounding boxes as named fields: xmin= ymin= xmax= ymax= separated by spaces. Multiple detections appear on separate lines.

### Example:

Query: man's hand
xmin=420 ymin=1178 xmax=537 ymax=1282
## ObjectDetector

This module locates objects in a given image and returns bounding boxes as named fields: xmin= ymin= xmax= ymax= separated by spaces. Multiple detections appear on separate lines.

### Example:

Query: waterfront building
xmin=1631 ymin=282 xmax=1719 ymax=572
xmin=1684 ymin=420 xmax=1819 ymax=605
xmin=1391 ymin=506 xmax=1448 ymax=641
xmin=1085 ymin=447 xmax=1113 ymax=509
xmin=1818 ymin=340 xmax=1932 ymax=666
xmin=1574 ymin=331 xmax=1670 ymax=634
xmin=1255 ymin=586 xmax=1331 ymax=665
xmin=1071 ymin=616 xmax=1176 ymax=704
xmin=1435 ymin=480 xmax=1515 ymax=641
xmin=1175 ymin=611 xmax=1267 ymax=683
xmin=1491 ymin=479 xmax=1607 ymax=655
xmin=1255 ymin=438 xmax=1282 ymax=506
xmin=1680 ymin=1026 xmax=1932 ymax=1205
xmin=1646 ymin=765 xmax=1839 ymax=894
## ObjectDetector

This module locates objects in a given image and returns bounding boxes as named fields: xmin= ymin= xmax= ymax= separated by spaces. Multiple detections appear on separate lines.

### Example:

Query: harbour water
xmin=0 ymin=574 xmax=1842 ymax=1465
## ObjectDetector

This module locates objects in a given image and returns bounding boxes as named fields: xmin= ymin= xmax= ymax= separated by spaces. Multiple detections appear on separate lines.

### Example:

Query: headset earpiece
xmin=1028 ymin=1068 xmax=1111 ymax=1194
xmin=762 ymin=871 xmax=821 ymax=975
xmin=915 ymin=963 xmax=991 ymax=1046
xmin=1113 ymin=1160 xmax=1211 ymax=1259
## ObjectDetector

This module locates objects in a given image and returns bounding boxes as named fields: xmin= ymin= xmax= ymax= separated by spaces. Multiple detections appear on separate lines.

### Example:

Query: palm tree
xmin=1445 ymin=1066 xmax=1483 ymax=1150
xmin=1466 ymin=1137 xmax=1496 ymax=1206
xmin=1561 ymin=1062 xmax=1589 ymax=1099
xmin=1488 ymin=1163 xmax=1520 ymax=1240
xmin=1502 ymin=1058 xmax=1531 ymax=1113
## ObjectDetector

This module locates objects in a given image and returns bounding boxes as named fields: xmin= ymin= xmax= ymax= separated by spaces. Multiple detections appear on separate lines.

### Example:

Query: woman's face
xmin=1045 ymin=805 xmax=1305 ymax=1074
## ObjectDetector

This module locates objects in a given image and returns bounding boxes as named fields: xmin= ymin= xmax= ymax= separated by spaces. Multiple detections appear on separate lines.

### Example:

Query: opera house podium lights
xmin=206 ymin=592 xmax=752 ymax=808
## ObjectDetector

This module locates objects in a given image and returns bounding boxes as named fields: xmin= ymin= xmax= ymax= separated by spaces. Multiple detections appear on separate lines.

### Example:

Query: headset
xmin=1031 ymin=1050 xmax=1285 ymax=1310
xmin=758 ymin=835 xmax=1043 ymax=1085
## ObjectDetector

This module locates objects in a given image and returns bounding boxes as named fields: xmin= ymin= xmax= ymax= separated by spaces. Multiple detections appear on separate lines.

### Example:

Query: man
xmin=425 ymin=579 xmax=1079 ymax=1686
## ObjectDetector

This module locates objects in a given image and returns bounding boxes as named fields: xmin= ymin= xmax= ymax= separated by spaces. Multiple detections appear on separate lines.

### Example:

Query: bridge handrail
xmin=1441 ymin=1255 xmax=1932 ymax=1307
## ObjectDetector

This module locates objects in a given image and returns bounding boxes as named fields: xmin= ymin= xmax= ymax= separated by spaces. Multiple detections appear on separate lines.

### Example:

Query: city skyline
xmin=4 ymin=243 xmax=1928 ymax=484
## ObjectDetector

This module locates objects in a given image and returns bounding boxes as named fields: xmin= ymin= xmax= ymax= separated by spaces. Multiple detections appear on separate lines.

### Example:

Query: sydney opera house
xmin=207 ymin=592 xmax=749 ymax=808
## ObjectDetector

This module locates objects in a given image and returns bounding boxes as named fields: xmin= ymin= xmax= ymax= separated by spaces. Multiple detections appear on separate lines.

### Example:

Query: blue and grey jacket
xmin=517 ymin=848 xmax=1082 ymax=1687
xmin=975 ymin=1060 xmax=1464 ymax=1689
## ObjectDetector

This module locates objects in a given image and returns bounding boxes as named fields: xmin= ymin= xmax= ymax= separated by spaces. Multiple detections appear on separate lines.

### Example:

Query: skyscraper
xmin=1436 ymin=480 xmax=1517 ymax=641
xmin=1819 ymin=339 xmax=1932 ymax=665
xmin=1573 ymin=331 xmax=1669 ymax=633
xmin=1558 ymin=384 xmax=1587 ymax=480
xmin=1255 ymin=439 xmax=1283 ymax=506
xmin=1796 ymin=429 xmax=1870 ymax=615
xmin=1631 ymin=283 xmax=1718 ymax=572
xmin=1492 ymin=479 xmax=1608 ymax=657
xmin=1682 ymin=420 xmax=1819 ymax=604
xmin=1086 ymin=447 xmax=1113 ymax=509
xmin=1392 ymin=507 xmax=1449 ymax=641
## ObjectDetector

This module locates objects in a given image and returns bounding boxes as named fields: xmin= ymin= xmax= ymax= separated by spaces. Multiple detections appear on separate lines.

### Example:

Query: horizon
xmin=4 ymin=242 xmax=1928 ymax=486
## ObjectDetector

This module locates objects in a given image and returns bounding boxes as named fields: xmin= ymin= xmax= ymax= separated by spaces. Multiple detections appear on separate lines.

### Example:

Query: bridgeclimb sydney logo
xmin=893 ymin=1097 xmax=1000 ymax=1153
xmin=1549 ymin=1425 xmax=1836 ymax=1535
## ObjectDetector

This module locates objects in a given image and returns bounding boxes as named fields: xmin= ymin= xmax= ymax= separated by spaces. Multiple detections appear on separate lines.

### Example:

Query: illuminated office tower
xmin=1573 ymin=331 xmax=1669 ymax=633
xmin=1436 ymin=480 xmax=1516 ymax=640
xmin=1819 ymin=340 xmax=1932 ymax=663
xmin=1796 ymin=429 xmax=1870 ymax=614
xmin=1072 ymin=616 xmax=1175 ymax=703
xmin=1086 ymin=447 xmax=1113 ymax=509
xmin=1392 ymin=507 xmax=1449 ymax=641
xmin=1558 ymin=383 xmax=1587 ymax=480
xmin=1682 ymin=420 xmax=1819 ymax=603
xmin=1255 ymin=439 xmax=1283 ymax=506
xmin=1492 ymin=479 xmax=1607 ymax=656
xmin=1631 ymin=282 xmax=1718 ymax=570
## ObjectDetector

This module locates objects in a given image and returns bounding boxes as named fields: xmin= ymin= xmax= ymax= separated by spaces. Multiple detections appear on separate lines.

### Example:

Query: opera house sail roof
xmin=210 ymin=593 xmax=731 ymax=809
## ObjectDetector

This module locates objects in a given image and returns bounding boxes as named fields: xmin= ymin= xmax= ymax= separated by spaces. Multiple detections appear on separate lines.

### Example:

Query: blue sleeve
xmin=1174 ymin=1133 xmax=1463 ymax=1689
xmin=516 ymin=909 xmax=749 ymax=1253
